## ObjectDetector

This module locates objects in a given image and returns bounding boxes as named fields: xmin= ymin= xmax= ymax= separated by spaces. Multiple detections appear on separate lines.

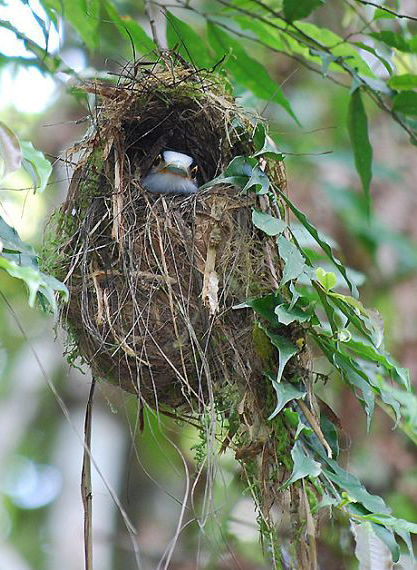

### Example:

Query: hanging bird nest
xmin=46 ymin=57 xmax=291 ymax=412
xmin=43 ymin=55 xmax=321 ymax=566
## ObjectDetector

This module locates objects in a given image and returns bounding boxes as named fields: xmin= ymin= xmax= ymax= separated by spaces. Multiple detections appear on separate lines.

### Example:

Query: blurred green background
xmin=0 ymin=0 xmax=415 ymax=568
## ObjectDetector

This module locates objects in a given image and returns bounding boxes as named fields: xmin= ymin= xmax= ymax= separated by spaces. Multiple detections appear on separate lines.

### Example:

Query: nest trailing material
xmin=49 ymin=58 xmax=291 ymax=412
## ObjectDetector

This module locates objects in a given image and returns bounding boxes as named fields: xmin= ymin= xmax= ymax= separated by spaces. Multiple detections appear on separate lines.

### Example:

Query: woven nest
xmin=50 ymin=58 xmax=288 ymax=411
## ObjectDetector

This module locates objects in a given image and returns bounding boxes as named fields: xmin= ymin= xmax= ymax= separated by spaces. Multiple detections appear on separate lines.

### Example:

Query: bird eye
xmin=191 ymin=165 xmax=198 ymax=177
xmin=153 ymin=154 xmax=162 ymax=167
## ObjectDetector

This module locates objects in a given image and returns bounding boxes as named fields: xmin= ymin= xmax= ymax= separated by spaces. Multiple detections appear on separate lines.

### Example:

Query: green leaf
xmin=283 ymin=0 xmax=324 ymax=22
xmin=243 ymin=165 xmax=271 ymax=194
xmin=287 ymin=441 xmax=321 ymax=485
xmin=315 ymin=267 xmax=337 ymax=291
xmin=347 ymin=88 xmax=373 ymax=217
xmin=346 ymin=338 xmax=410 ymax=390
xmin=354 ymin=42 xmax=393 ymax=75
xmin=206 ymin=22 xmax=299 ymax=123
xmin=284 ymin=408 xmax=313 ymax=437
xmin=104 ymin=0 xmax=156 ymax=53
xmin=263 ymin=327 xmax=298 ymax=383
xmin=288 ymin=281 xmax=301 ymax=309
xmin=326 ymin=294 xmax=375 ymax=345
xmin=334 ymin=352 xmax=375 ymax=429
xmin=322 ymin=458 xmax=391 ymax=514
xmin=0 ymin=20 xmax=62 ymax=73
xmin=0 ymin=255 xmax=68 ymax=313
xmin=284 ymin=408 xmax=299 ymax=427
xmin=201 ymin=155 xmax=253 ymax=190
xmin=0 ymin=121 xmax=21 ymax=181
xmin=314 ymin=283 xmax=338 ymax=334
xmin=60 ymin=0 xmax=99 ymax=52
xmin=20 ymin=141 xmax=52 ymax=193
xmin=240 ymin=294 xmax=282 ymax=326
xmin=0 ymin=216 xmax=35 ymax=254
xmin=252 ymin=209 xmax=286 ymax=236
xmin=367 ymin=373 xmax=402 ymax=428
xmin=309 ymin=48 xmax=338 ymax=76
xmin=0 ymin=215 xmax=68 ymax=313
xmin=234 ymin=16 xmax=285 ymax=53
xmin=320 ymin=415 xmax=339 ymax=457
xmin=313 ymin=334 xmax=375 ymax=427
xmin=387 ymin=74 xmax=417 ymax=91
xmin=275 ymin=303 xmax=310 ymax=325
xmin=235 ymin=17 xmax=373 ymax=77
xmin=268 ymin=378 xmax=305 ymax=419
xmin=295 ymin=22 xmax=375 ymax=77
xmin=201 ymin=156 xmax=271 ymax=194
xmin=361 ymin=514 xmax=417 ymax=535
xmin=276 ymin=189 xmax=358 ymax=297
xmin=295 ymin=416 xmax=313 ymax=438
xmin=252 ymin=123 xmax=284 ymax=160
xmin=166 ymin=11 xmax=212 ymax=68
xmin=0 ymin=258 xmax=40 ymax=306
xmin=291 ymin=222 xmax=338 ymax=250
xmin=373 ymin=7 xmax=396 ymax=20
xmin=278 ymin=235 xmax=307 ymax=285
xmin=410 ymin=36 xmax=417 ymax=53
xmin=371 ymin=524 xmax=400 ymax=563
xmin=369 ymin=520 xmax=414 ymax=562
xmin=392 ymin=91 xmax=417 ymax=116
xmin=370 ymin=31 xmax=415 ymax=53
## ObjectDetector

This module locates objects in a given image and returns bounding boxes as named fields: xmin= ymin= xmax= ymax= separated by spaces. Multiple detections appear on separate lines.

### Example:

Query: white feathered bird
xmin=141 ymin=150 xmax=198 ymax=195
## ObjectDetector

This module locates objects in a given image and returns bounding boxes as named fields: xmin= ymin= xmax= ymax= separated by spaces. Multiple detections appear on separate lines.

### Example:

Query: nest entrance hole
xmin=118 ymin=93 xmax=231 ymax=185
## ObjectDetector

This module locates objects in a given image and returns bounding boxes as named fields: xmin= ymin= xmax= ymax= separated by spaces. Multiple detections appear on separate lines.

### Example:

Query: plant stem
xmin=145 ymin=0 xmax=164 ymax=51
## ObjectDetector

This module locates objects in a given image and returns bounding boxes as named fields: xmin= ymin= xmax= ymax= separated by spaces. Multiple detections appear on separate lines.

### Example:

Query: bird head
xmin=141 ymin=150 xmax=198 ymax=195
xmin=155 ymin=150 xmax=195 ymax=177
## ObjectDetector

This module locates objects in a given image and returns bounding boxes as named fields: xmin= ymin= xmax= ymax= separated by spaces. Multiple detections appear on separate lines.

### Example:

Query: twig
xmin=145 ymin=0 xmax=163 ymax=50
xmin=81 ymin=378 xmax=96 ymax=570
xmin=298 ymin=399 xmax=333 ymax=458
xmin=353 ymin=0 xmax=417 ymax=22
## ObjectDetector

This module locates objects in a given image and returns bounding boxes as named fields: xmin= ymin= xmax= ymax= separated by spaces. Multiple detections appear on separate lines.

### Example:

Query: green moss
xmin=253 ymin=323 xmax=275 ymax=372
xmin=272 ymin=414 xmax=293 ymax=471
xmin=40 ymin=147 xmax=106 ymax=282
xmin=191 ymin=426 xmax=208 ymax=468
xmin=305 ymin=484 xmax=319 ymax=512
xmin=39 ymin=210 xmax=67 ymax=281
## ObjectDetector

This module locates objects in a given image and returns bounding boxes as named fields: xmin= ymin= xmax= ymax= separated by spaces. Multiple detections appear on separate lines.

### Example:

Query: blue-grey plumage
xmin=141 ymin=150 xmax=199 ymax=195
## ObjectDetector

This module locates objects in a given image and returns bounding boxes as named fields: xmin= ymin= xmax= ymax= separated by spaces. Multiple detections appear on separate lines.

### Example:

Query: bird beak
xmin=164 ymin=163 xmax=189 ymax=176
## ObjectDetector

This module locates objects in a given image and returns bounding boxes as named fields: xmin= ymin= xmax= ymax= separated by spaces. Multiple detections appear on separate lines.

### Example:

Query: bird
xmin=141 ymin=150 xmax=198 ymax=195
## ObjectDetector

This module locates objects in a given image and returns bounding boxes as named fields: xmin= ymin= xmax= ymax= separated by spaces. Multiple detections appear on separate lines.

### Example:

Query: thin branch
xmin=336 ymin=0 xmax=378 ymax=45
xmin=298 ymin=399 xmax=332 ymax=458
xmin=81 ymin=379 xmax=96 ymax=570
xmin=145 ymin=0 xmax=163 ymax=50
xmin=353 ymin=0 xmax=417 ymax=22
